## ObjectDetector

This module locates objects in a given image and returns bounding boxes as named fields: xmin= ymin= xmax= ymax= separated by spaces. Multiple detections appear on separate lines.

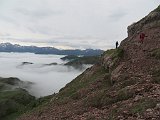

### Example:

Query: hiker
xmin=139 ymin=32 xmax=147 ymax=44
xmin=116 ymin=41 xmax=119 ymax=49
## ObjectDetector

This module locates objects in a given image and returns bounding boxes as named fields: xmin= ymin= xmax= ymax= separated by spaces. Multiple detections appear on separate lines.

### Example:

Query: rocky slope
xmin=18 ymin=6 xmax=160 ymax=120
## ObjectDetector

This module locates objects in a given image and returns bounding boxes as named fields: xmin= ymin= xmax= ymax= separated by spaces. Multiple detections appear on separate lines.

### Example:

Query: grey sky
xmin=0 ymin=0 xmax=159 ymax=50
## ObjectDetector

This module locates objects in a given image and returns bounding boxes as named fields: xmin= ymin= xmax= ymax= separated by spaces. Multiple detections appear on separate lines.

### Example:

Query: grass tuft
xmin=131 ymin=99 xmax=157 ymax=114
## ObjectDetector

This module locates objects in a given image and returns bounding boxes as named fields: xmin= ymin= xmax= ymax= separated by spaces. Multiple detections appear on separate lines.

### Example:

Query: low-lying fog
xmin=0 ymin=52 xmax=90 ymax=97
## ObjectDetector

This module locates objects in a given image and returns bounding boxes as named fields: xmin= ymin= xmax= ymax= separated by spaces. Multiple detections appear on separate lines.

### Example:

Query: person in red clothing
xmin=139 ymin=32 xmax=147 ymax=44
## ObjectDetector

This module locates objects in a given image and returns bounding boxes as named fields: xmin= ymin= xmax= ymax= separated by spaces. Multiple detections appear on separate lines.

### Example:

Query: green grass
xmin=0 ymin=89 xmax=35 ymax=119
xmin=65 ymin=56 xmax=100 ymax=66
xmin=110 ymin=48 xmax=124 ymax=70
xmin=84 ymin=89 xmax=106 ymax=108
xmin=102 ymin=48 xmax=124 ymax=72
xmin=0 ymin=77 xmax=21 ymax=85
xmin=112 ymin=48 xmax=124 ymax=60
xmin=131 ymin=99 xmax=157 ymax=114
xmin=103 ymin=48 xmax=124 ymax=58
xmin=84 ymin=86 xmax=134 ymax=108
xmin=0 ymin=92 xmax=55 ymax=120
xmin=1 ymin=112 xmax=22 ymax=120
xmin=60 ymin=55 xmax=79 ymax=61
xmin=58 ymin=66 xmax=107 ymax=100
xmin=0 ymin=89 xmax=34 ymax=104
xmin=86 ymin=115 xmax=96 ymax=120
xmin=152 ymin=77 xmax=160 ymax=84
xmin=103 ymin=49 xmax=116 ymax=56
xmin=150 ymin=48 xmax=160 ymax=59
xmin=119 ymin=77 xmax=140 ymax=89
xmin=0 ymin=83 xmax=9 ymax=91
xmin=108 ymin=109 xmax=118 ymax=120
xmin=152 ymin=68 xmax=160 ymax=84
xmin=26 ymin=94 xmax=54 ymax=110
xmin=116 ymin=88 xmax=134 ymax=101
xmin=0 ymin=78 xmax=37 ymax=120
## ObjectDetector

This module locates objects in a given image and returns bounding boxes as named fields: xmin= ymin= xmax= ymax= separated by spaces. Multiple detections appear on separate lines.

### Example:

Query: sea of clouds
xmin=0 ymin=52 xmax=90 ymax=97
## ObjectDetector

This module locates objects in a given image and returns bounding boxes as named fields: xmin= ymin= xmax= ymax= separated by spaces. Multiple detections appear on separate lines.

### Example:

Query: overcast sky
xmin=0 ymin=0 xmax=159 ymax=50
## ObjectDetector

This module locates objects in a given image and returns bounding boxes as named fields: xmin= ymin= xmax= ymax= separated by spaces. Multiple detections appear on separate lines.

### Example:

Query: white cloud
xmin=0 ymin=0 xmax=159 ymax=50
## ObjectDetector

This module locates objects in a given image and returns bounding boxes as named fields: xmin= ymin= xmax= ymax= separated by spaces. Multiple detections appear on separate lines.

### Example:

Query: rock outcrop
xmin=128 ymin=5 xmax=160 ymax=37
xmin=18 ymin=6 xmax=160 ymax=120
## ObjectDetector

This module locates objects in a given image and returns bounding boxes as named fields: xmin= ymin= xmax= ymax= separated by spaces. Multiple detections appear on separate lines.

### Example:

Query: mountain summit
xmin=18 ymin=6 xmax=160 ymax=120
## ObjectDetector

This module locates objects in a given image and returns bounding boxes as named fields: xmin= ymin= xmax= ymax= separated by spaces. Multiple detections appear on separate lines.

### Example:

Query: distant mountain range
xmin=0 ymin=43 xmax=104 ymax=56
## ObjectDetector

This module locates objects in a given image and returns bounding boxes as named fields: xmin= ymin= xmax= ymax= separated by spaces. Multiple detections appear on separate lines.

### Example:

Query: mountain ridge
xmin=0 ymin=42 xmax=103 ymax=56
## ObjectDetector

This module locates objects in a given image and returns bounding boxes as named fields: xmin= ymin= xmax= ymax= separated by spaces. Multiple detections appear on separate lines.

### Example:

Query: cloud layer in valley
xmin=0 ymin=52 xmax=89 ymax=97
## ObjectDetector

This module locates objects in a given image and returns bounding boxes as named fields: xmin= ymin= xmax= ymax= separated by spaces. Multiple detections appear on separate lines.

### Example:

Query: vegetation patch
xmin=58 ymin=66 xmax=107 ymax=100
xmin=103 ymin=48 xmax=123 ymax=58
xmin=120 ymin=78 xmax=138 ymax=88
xmin=102 ymin=88 xmax=134 ymax=106
xmin=131 ymin=98 xmax=157 ymax=114
xmin=103 ymin=49 xmax=116 ymax=56
xmin=102 ymin=73 xmax=112 ymax=88
xmin=150 ymin=48 xmax=160 ymax=59
xmin=0 ymin=77 xmax=21 ymax=86
xmin=65 ymin=56 xmax=100 ymax=66
xmin=154 ymin=5 xmax=160 ymax=12
xmin=0 ymin=77 xmax=37 ymax=120
xmin=111 ymin=48 xmax=124 ymax=60
xmin=152 ymin=77 xmax=160 ymax=84
xmin=60 ymin=55 xmax=79 ymax=61
xmin=86 ymin=115 xmax=96 ymax=120
xmin=116 ymin=88 xmax=134 ymax=102
xmin=0 ymin=89 xmax=35 ymax=120
xmin=152 ymin=68 xmax=160 ymax=84
xmin=108 ymin=109 xmax=118 ymax=120
xmin=26 ymin=95 xmax=54 ymax=109
xmin=102 ymin=48 xmax=124 ymax=71
xmin=84 ymin=90 xmax=106 ymax=108
xmin=84 ymin=86 xmax=134 ymax=108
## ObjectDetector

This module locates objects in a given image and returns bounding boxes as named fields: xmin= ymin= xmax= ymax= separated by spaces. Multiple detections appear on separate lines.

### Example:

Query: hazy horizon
xmin=0 ymin=42 xmax=102 ymax=50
